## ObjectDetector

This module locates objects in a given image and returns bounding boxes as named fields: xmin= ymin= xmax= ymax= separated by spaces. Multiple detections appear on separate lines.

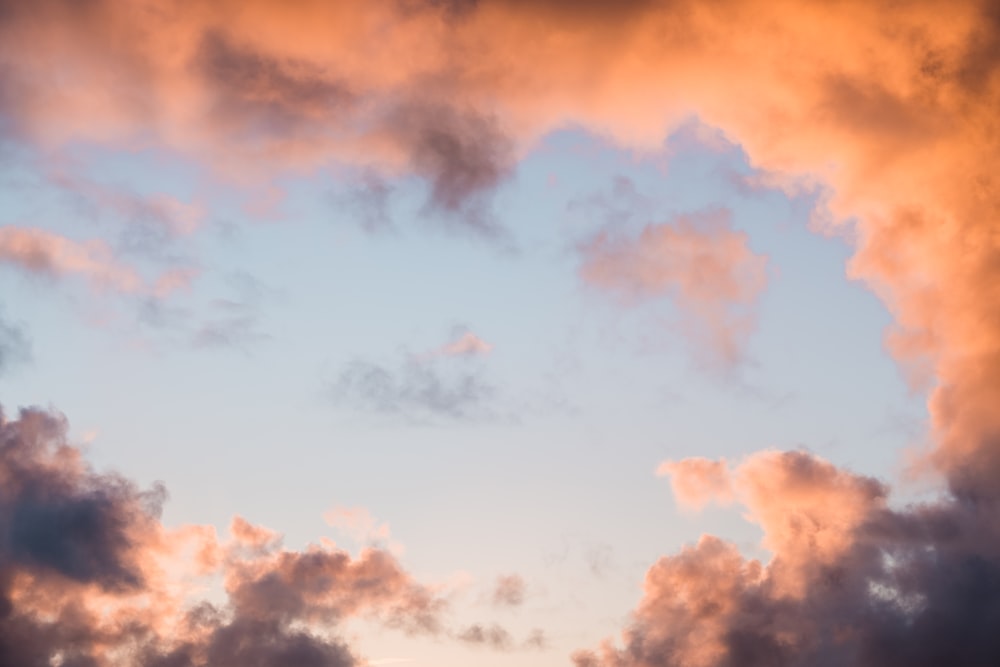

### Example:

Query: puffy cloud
xmin=576 ymin=451 xmax=1000 ymax=667
xmin=2 ymin=1 xmax=1000 ymax=664
xmin=0 ymin=404 xmax=451 ymax=667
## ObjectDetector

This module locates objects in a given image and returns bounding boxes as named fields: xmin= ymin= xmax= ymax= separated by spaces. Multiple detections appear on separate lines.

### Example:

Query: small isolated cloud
xmin=0 ymin=226 xmax=196 ymax=297
xmin=440 ymin=330 xmax=494 ymax=357
xmin=457 ymin=623 xmax=514 ymax=650
xmin=491 ymin=574 xmax=526 ymax=607
xmin=579 ymin=209 xmax=768 ymax=367
xmin=330 ymin=344 xmax=497 ymax=420
xmin=656 ymin=457 xmax=735 ymax=513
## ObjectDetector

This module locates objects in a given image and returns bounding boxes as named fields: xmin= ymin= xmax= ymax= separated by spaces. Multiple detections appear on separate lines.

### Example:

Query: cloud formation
xmin=2 ymin=1 xmax=1000 ymax=665
xmin=0 ymin=227 xmax=196 ymax=297
xmin=575 ymin=451 xmax=1000 ymax=667
xmin=331 ymin=353 xmax=495 ymax=420
xmin=0 ymin=404 xmax=453 ymax=667
xmin=580 ymin=210 xmax=767 ymax=365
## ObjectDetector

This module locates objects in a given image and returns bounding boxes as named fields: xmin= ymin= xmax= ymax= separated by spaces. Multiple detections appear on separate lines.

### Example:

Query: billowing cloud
xmin=575 ymin=451 xmax=1000 ymax=667
xmin=580 ymin=210 xmax=768 ymax=365
xmin=0 ymin=403 xmax=465 ymax=667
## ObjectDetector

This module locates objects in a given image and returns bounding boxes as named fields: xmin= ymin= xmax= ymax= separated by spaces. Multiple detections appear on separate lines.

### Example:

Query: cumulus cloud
xmin=2 ymin=1 xmax=1000 ymax=664
xmin=575 ymin=451 xmax=1000 ymax=667
xmin=580 ymin=209 xmax=768 ymax=366
xmin=0 ymin=403 xmax=456 ymax=667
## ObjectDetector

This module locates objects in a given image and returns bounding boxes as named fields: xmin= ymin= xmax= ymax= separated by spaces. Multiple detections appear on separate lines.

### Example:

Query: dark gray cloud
xmin=385 ymin=102 xmax=515 ymax=240
xmin=194 ymin=29 xmax=355 ymax=142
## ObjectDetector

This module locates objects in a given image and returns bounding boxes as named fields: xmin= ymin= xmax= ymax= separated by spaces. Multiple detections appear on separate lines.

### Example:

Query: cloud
xmin=330 ymin=355 xmax=496 ymax=420
xmin=580 ymin=209 xmax=768 ymax=366
xmin=439 ymin=330 xmax=494 ymax=357
xmin=324 ymin=506 xmax=404 ymax=555
xmin=491 ymin=574 xmax=526 ymax=607
xmin=656 ymin=457 xmax=735 ymax=513
xmin=2 ymin=1 xmax=1000 ymax=664
xmin=454 ymin=623 xmax=547 ymax=652
xmin=575 ymin=450 xmax=1000 ymax=667
xmin=0 ymin=403 xmax=449 ymax=667
xmin=0 ymin=226 xmax=196 ymax=298
xmin=384 ymin=102 xmax=515 ymax=238
xmin=1 ymin=0 xmax=992 ymax=489
xmin=0 ymin=309 xmax=30 ymax=376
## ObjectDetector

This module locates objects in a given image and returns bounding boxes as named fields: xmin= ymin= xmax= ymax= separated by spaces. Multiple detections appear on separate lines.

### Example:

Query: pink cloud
xmin=580 ymin=210 xmax=768 ymax=365
xmin=0 ymin=227 xmax=197 ymax=298
xmin=440 ymin=331 xmax=494 ymax=357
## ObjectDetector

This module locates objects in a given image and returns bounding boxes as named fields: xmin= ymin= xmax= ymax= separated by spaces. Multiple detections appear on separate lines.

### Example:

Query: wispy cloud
xmin=0 ymin=226 xmax=196 ymax=297
xmin=579 ymin=208 xmax=767 ymax=367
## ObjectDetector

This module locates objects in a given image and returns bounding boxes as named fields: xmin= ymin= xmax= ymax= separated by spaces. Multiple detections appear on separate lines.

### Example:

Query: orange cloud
xmin=2 ymin=0 xmax=990 ymax=487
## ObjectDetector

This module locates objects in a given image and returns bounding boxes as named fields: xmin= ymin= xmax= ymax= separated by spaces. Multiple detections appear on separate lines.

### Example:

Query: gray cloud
xmin=0 ymin=309 xmax=29 ymax=376
xmin=330 ymin=354 xmax=496 ymax=420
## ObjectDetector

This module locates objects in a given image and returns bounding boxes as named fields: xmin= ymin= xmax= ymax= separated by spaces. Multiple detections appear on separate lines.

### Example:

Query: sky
xmin=0 ymin=2 xmax=998 ymax=666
